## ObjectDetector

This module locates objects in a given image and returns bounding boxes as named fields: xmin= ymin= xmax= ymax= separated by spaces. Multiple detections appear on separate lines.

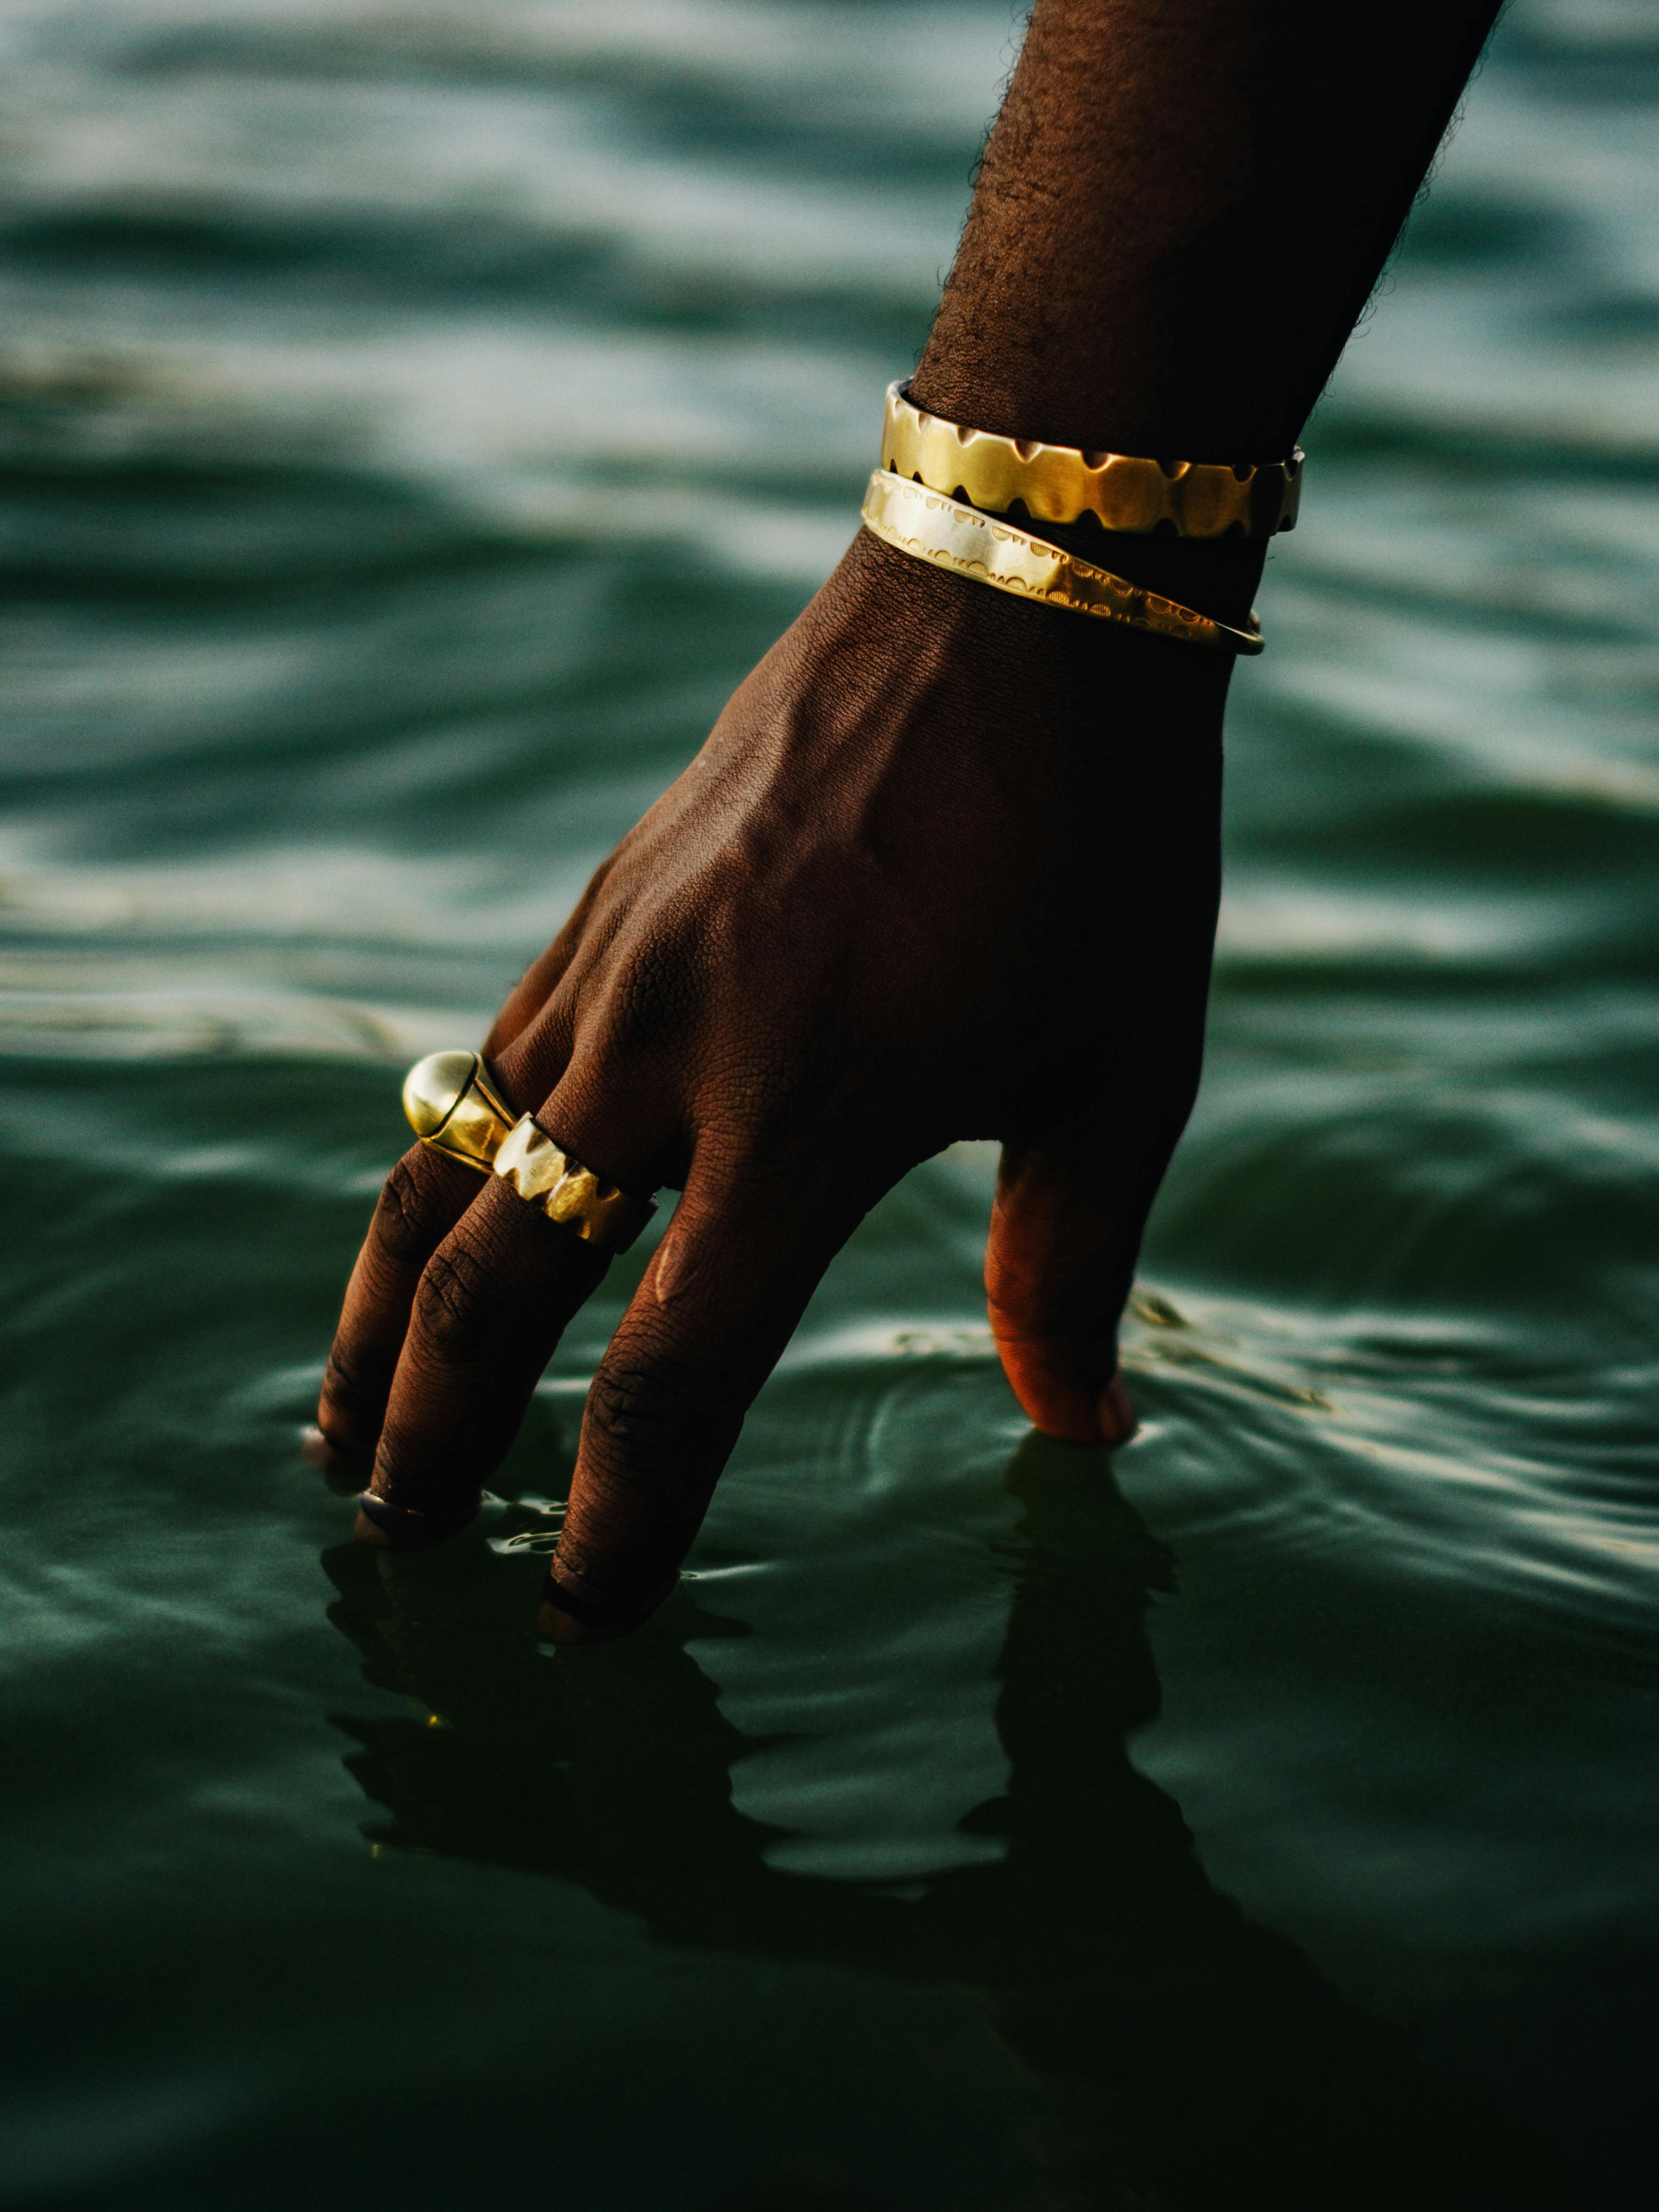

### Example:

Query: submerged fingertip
xmin=1098 ymin=1372 xmax=1138 ymax=1445
xmin=997 ymin=1344 xmax=1112 ymax=1444
xmin=352 ymin=1504 xmax=394 ymax=1548
xmin=302 ymin=1423 xmax=358 ymax=1475
xmin=305 ymin=1423 xmax=372 ymax=1494
xmin=1007 ymin=1364 xmax=1136 ymax=1448
xmin=352 ymin=1489 xmax=479 ymax=1550
xmin=537 ymin=1599 xmax=590 ymax=1645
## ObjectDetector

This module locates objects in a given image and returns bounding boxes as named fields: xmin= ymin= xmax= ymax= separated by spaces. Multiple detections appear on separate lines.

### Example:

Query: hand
xmin=309 ymin=528 xmax=1238 ymax=1639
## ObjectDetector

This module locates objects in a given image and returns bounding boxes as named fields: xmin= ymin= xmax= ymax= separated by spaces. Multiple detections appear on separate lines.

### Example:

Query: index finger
xmin=358 ymin=1170 xmax=616 ymax=1544
xmin=311 ymin=1021 xmax=577 ymax=1484
xmin=308 ymin=1140 xmax=483 ymax=1481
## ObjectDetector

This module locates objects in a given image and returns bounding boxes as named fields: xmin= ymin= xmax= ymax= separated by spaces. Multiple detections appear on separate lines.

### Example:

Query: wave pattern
xmin=2 ymin=3 xmax=1657 ymax=2207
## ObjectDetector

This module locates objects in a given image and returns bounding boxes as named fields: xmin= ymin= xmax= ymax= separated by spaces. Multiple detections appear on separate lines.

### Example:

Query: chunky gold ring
xmin=402 ymin=1049 xmax=517 ymax=1171
xmin=492 ymin=1120 xmax=656 ymax=1253
xmin=401 ymin=1049 xmax=656 ymax=1255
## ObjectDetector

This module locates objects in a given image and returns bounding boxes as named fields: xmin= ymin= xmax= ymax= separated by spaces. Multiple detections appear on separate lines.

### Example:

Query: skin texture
xmin=312 ymin=0 xmax=1506 ymax=1638
xmin=917 ymin=0 xmax=1504 ymax=457
xmin=313 ymin=538 xmax=1229 ymax=1635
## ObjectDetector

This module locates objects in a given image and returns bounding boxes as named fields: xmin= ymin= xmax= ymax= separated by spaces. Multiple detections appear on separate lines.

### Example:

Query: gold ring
xmin=492 ymin=1120 xmax=656 ymax=1254
xmin=402 ymin=1049 xmax=517 ymax=1171
xmin=401 ymin=1049 xmax=656 ymax=1255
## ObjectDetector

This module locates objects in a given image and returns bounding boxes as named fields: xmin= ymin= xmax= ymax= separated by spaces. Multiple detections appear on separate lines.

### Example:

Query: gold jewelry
xmin=493 ymin=1118 xmax=656 ymax=1253
xmin=403 ymin=1050 xmax=517 ymax=1171
xmin=882 ymin=381 xmax=1301 ymax=538
xmin=861 ymin=470 xmax=1264 ymax=654
xmin=402 ymin=1050 xmax=655 ymax=1251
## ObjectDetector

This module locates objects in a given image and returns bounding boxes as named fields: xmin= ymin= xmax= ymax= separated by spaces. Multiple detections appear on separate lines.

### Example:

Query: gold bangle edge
xmin=882 ymin=381 xmax=1302 ymax=539
xmin=861 ymin=472 xmax=1264 ymax=656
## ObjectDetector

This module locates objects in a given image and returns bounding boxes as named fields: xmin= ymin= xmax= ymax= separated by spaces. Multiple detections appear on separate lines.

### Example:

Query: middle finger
xmin=359 ymin=1111 xmax=660 ymax=1547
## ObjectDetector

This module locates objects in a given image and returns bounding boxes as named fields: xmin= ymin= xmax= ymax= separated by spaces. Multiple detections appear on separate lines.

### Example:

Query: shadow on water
xmin=325 ymin=1436 xmax=1576 ymax=2212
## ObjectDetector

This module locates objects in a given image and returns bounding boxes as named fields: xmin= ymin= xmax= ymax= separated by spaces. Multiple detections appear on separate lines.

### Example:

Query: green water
xmin=5 ymin=3 xmax=1659 ymax=2205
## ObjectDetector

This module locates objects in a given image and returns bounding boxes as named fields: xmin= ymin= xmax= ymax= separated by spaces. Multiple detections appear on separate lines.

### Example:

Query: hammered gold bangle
xmin=861 ymin=470 xmax=1264 ymax=655
xmin=882 ymin=381 xmax=1302 ymax=539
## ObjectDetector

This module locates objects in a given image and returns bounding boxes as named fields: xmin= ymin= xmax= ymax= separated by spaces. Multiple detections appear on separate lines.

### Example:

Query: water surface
xmin=4 ymin=2 xmax=1659 ymax=2205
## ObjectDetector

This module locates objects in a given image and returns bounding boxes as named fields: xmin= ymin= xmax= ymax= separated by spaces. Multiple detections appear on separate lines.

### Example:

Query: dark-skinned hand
xmin=305 ymin=0 xmax=1506 ymax=1639
xmin=307 ymin=527 xmax=1241 ymax=1639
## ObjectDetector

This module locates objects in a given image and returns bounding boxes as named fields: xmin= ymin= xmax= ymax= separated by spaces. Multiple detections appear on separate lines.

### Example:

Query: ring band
xmin=401 ymin=1048 xmax=656 ymax=1255
xmin=493 ymin=1118 xmax=656 ymax=1254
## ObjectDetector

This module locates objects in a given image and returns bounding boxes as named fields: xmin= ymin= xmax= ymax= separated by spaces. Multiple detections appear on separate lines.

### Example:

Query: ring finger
xmin=357 ymin=1083 xmax=667 ymax=1547
xmin=310 ymin=1007 xmax=577 ymax=1482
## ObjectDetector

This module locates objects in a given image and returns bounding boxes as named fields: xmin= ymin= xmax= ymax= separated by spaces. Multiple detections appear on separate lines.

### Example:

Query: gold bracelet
xmin=861 ymin=470 xmax=1264 ymax=655
xmin=882 ymin=381 xmax=1301 ymax=539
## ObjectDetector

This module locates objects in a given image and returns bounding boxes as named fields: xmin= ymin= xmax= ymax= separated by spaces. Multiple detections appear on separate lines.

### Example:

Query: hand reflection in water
xmin=324 ymin=1434 xmax=1568 ymax=2212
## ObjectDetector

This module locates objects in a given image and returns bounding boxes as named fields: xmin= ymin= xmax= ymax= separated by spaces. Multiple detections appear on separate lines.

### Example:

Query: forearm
xmin=914 ymin=0 xmax=1504 ymax=459
xmin=317 ymin=0 xmax=1514 ymax=1624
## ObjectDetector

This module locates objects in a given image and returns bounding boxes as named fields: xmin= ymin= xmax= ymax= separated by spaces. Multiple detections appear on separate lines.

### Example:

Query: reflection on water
xmin=328 ymin=1436 xmax=1567 ymax=2212
xmin=3 ymin=0 xmax=1658 ymax=2204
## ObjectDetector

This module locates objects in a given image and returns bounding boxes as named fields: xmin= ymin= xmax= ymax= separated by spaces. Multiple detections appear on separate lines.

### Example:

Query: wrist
xmin=890 ymin=370 xmax=1272 ymax=633
xmin=817 ymin=526 xmax=1243 ymax=715
xmin=909 ymin=339 xmax=1302 ymax=472
xmin=1023 ymin=519 xmax=1267 ymax=633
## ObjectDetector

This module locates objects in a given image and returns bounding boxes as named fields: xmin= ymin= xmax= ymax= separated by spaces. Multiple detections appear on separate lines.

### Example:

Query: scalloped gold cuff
xmin=882 ymin=381 xmax=1301 ymax=539
xmin=861 ymin=470 xmax=1264 ymax=654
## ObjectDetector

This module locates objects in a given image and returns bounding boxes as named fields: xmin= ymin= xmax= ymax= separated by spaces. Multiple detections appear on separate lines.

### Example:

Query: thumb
xmin=986 ymin=1107 xmax=1180 ymax=1446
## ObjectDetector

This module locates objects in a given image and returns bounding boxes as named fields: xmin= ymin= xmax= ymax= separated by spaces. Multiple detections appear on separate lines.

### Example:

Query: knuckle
xmin=369 ymin=1154 xmax=439 ymax=1268
xmin=584 ymin=1352 xmax=730 ymax=1486
xmin=320 ymin=1340 xmax=393 ymax=1423
xmin=588 ymin=933 xmax=695 ymax=1063
xmin=412 ymin=1242 xmax=506 ymax=1361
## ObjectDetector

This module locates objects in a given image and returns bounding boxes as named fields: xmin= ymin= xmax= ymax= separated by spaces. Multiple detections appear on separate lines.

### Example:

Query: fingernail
xmin=305 ymin=1424 xmax=371 ymax=1495
xmin=351 ymin=1490 xmax=479 ymax=1550
xmin=353 ymin=1505 xmax=393 ymax=1548
xmin=1098 ymin=1372 xmax=1138 ymax=1445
